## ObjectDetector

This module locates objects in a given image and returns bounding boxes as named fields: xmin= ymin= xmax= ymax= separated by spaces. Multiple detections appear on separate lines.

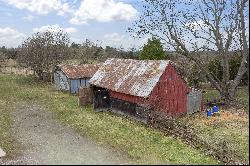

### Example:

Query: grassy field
xmin=181 ymin=110 xmax=249 ymax=164
xmin=0 ymin=101 xmax=15 ymax=157
xmin=181 ymin=87 xmax=249 ymax=164
xmin=202 ymin=87 xmax=249 ymax=109
xmin=0 ymin=74 xmax=220 ymax=164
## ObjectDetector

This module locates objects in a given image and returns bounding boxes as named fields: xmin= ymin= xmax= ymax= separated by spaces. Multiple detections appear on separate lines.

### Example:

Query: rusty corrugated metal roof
xmin=89 ymin=58 xmax=170 ymax=97
xmin=60 ymin=64 xmax=99 ymax=79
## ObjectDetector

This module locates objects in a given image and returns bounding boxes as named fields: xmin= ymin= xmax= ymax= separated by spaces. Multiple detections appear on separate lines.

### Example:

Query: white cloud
xmin=5 ymin=0 xmax=138 ymax=25
xmin=6 ymin=0 xmax=73 ymax=15
xmin=57 ymin=3 xmax=74 ymax=16
xmin=69 ymin=0 xmax=138 ymax=25
xmin=22 ymin=14 xmax=35 ymax=21
xmin=0 ymin=27 xmax=25 ymax=47
xmin=33 ymin=24 xmax=77 ymax=34
xmin=103 ymin=32 xmax=147 ymax=50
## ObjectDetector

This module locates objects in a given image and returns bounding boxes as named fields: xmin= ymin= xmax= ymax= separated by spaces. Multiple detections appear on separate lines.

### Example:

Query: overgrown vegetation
xmin=149 ymin=108 xmax=249 ymax=164
xmin=181 ymin=110 xmax=249 ymax=164
xmin=0 ymin=74 xmax=220 ymax=165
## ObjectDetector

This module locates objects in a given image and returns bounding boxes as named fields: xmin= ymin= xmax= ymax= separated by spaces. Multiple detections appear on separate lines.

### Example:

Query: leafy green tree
xmin=188 ymin=64 xmax=204 ymax=88
xmin=208 ymin=54 xmax=248 ymax=86
xmin=208 ymin=58 xmax=223 ymax=81
xmin=139 ymin=37 xmax=167 ymax=60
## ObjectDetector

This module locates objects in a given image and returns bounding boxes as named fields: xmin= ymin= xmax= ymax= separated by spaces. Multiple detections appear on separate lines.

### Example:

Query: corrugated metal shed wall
xmin=54 ymin=72 xmax=60 ymax=90
xmin=80 ymin=78 xmax=85 ymax=87
xmin=70 ymin=77 xmax=91 ymax=94
xmin=54 ymin=70 xmax=69 ymax=91
xmin=85 ymin=78 xmax=91 ymax=87
xmin=54 ymin=64 xmax=95 ymax=94
xmin=187 ymin=90 xmax=202 ymax=114
xmin=80 ymin=78 xmax=91 ymax=87
xmin=70 ymin=79 xmax=80 ymax=93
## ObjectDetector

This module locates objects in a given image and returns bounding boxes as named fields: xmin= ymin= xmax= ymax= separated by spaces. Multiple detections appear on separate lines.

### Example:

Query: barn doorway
xmin=93 ymin=87 xmax=110 ymax=112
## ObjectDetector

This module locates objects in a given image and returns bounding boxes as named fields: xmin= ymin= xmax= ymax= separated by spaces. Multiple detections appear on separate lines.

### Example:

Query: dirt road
xmin=2 ymin=104 xmax=134 ymax=165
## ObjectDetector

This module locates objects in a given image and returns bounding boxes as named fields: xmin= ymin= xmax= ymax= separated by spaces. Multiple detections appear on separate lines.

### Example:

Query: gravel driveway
xmin=1 ymin=104 xmax=134 ymax=165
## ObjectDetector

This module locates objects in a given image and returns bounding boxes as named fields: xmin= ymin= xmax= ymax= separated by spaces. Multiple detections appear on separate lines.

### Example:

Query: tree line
xmin=0 ymin=0 xmax=248 ymax=103
xmin=0 ymin=30 xmax=248 ymax=95
xmin=0 ymin=31 xmax=140 ymax=81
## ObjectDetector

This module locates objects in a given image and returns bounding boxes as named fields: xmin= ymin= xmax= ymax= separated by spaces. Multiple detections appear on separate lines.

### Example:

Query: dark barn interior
xmin=92 ymin=86 xmax=150 ymax=122
xmin=93 ymin=86 xmax=110 ymax=112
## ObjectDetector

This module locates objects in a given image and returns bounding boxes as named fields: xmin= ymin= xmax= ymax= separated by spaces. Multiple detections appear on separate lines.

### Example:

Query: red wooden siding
xmin=109 ymin=64 xmax=190 ymax=117
xmin=109 ymin=90 xmax=146 ymax=106
xmin=149 ymin=64 xmax=190 ymax=117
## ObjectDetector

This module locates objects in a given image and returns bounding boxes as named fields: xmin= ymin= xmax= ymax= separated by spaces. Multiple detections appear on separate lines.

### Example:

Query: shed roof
xmin=58 ymin=64 xmax=99 ymax=79
xmin=89 ymin=58 xmax=170 ymax=98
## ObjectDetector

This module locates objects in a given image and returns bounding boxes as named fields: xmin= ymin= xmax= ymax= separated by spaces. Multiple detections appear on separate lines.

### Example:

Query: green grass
xmin=203 ymin=87 xmax=249 ymax=109
xmin=0 ymin=74 xmax=220 ymax=164
xmin=0 ymin=100 xmax=15 ymax=157
xmin=192 ymin=87 xmax=249 ymax=164
xmin=183 ymin=87 xmax=249 ymax=164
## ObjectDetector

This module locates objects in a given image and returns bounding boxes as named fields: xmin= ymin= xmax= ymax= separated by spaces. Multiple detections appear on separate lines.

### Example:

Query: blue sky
xmin=0 ymin=0 xmax=147 ymax=49
xmin=1 ymin=0 xmax=247 ymax=51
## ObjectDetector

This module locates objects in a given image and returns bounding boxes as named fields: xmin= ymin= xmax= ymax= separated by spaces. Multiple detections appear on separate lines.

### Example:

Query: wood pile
xmin=78 ymin=86 xmax=93 ymax=106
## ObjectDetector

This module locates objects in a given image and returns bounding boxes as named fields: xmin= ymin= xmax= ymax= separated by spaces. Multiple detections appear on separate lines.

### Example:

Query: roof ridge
xmin=107 ymin=57 xmax=171 ymax=62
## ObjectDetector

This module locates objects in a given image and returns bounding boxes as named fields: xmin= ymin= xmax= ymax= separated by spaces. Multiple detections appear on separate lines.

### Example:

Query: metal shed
xmin=89 ymin=58 xmax=202 ymax=122
xmin=54 ymin=64 xmax=99 ymax=94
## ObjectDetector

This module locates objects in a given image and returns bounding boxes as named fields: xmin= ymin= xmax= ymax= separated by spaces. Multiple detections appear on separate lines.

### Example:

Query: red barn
xmin=89 ymin=58 xmax=202 ymax=122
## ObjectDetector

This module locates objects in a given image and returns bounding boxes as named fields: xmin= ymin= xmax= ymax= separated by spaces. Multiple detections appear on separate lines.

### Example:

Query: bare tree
xmin=18 ymin=30 xmax=70 ymax=81
xmin=71 ymin=39 xmax=104 ymax=64
xmin=129 ymin=0 xmax=249 ymax=102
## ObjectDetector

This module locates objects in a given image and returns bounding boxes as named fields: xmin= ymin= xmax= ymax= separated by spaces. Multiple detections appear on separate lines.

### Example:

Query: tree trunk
xmin=222 ymin=51 xmax=230 ymax=90
xmin=227 ymin=0 xmax=249 ymax=103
